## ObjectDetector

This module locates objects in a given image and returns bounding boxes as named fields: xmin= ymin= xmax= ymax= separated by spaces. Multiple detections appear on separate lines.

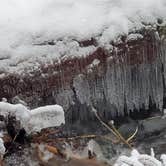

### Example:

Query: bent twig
xmin=92 ymin=107 xmax=132 ymax=149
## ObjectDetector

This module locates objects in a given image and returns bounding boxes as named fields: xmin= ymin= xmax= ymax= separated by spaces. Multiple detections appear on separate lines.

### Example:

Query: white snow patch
xmin=87 ymin=139 xmax=104 ymax=159
xmin=0 ymin=102 xmax=65 ymax=134
xmin=114 ymin=149 xmax=165 ymax=166
xmin=91 ymin=59 xmax=100 ymax=67
xmin=0 ymin=0 xmax=166 ymax=73
xmin=0 ymin=102 xmax=30 ymax=129
xmin=127 ymin=34 xmax=144 ymax=41
xmin=27 ymin=105 xmax=65 ymax=133
xmin=87 ymin=59 xmax=100 ymax=73
xmin=161 ymin=154 xmax=166 ymax=166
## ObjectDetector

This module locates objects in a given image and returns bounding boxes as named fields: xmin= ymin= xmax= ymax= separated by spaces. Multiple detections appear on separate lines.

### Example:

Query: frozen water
xmin=0 ymin=138 xmax=5 ymax=157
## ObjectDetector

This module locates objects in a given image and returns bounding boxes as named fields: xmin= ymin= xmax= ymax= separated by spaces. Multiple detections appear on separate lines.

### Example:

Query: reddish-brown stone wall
xmin=0 ymin=30 xmax=164 ymax=122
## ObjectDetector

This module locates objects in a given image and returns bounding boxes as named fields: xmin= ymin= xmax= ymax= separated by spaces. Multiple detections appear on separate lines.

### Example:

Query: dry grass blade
xmin=102 ymin=135 xmax=120 ymax=144
xmin=92 ymin=107 xmax=132 ymax=149
xmin=57 ymin=135 xmax=97 ymax=141
xmin=126 ymin=126 xmax=138 ymax=143
xmin=92 ymin=108 xmax=120 ymax=138
xmin=110 ymin=123 xmax=132 ymax=148
xmin=45 ymin=145 xmax=59 ymax=155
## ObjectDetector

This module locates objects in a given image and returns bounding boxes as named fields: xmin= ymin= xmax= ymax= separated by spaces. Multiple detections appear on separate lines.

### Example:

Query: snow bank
xmin=0 ymin=0 xmax=166 ymax=73
xmin=0 ymin=102 xmax=65 ymax=134
xmin=114 ymin=149 xmax=165 ymax=166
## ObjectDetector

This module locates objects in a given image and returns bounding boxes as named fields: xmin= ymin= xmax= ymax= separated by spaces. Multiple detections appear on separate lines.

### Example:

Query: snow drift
xmin=0 ymin=0 xmax=166 ymax=73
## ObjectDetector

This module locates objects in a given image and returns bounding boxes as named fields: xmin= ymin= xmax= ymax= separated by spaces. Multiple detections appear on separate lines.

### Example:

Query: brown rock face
xmin=0 ymin=29 xmax=165 ymax=124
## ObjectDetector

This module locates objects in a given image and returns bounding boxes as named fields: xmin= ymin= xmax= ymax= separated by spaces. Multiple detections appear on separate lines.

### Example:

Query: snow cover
xmin=0 ymin=101 xmax=30 ymax=128
xmin=27 ymin=105 xmax=65 ymax=133
xmin=0 ymin=102 xmax=65 ymax=134
xmin=0 ymin=0 xmax=166 ymax=74
xmin=114 ymin=149 xmax=166 ymax=166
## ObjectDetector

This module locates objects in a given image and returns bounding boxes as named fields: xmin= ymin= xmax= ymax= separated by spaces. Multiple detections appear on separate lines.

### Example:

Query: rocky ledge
xmin=0 ymin=27 xmax=166 ymax=125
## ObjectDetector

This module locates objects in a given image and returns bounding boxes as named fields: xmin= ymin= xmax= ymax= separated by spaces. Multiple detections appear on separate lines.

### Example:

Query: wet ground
xmin=2 ymin=116 xmax=166 ymax=165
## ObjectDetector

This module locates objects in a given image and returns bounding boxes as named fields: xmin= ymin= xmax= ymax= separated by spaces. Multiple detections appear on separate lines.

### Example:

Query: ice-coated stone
xmin=0 ymin=29 xmax=166 ymax=124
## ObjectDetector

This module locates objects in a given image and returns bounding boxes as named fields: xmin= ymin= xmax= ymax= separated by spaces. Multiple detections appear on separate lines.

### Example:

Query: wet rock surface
xmin=2 ymin=116 xmax=166 ymax=165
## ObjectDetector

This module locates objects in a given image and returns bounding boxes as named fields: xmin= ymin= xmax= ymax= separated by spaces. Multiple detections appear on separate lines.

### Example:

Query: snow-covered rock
xmin=0 ymin=0 xmax=166 ymax=74
xmin=0 ymin=101 xmax=30 ymax=129
xmin=27 ymin=105 xmax=65 ymax=133
xmin=0 ymin=102 xmax=65 ymax=134
xmin=0 ymin=28 xmax=165 ymax=123
xmin=161 ymin=154 xmax=166 ymax=166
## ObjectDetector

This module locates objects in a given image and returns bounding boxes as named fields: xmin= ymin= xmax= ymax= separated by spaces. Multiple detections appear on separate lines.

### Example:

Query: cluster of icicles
xmin=114 ymin=149 xmax=166 ymax=166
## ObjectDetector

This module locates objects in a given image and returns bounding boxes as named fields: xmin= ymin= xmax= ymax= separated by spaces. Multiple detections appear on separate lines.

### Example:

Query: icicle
xmin=150 ymin=148 xmax=155 ymax=158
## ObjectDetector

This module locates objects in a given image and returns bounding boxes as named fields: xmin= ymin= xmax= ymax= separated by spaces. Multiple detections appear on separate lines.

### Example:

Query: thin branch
xmin=92 ymin=107 xmax=132 ymax=149
xmin=126 ymin=126 xmax=138 ymax=143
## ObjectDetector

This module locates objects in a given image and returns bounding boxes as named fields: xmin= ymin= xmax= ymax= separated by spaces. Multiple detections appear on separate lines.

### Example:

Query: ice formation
xmin=0 ymin=0 xmax=166 ymax=122
xmin=87 ymin=139 xmax=104 ymax=159
xmin=0 ymin=0 xmax=166 ymax=73
xmin=0 ymin=102 xmax=65 ymax=134
xmin=0 ymin=29 xmax=165 ymax=122
xmin=0 ymin=138 xmax=5 ymax=157
xmin=114 ymin=149 xmax=166 ymax=166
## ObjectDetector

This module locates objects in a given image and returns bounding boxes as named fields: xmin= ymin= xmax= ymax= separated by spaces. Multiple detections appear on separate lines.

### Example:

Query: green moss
xmin=158 ymin=25 xmax=166 ymax=38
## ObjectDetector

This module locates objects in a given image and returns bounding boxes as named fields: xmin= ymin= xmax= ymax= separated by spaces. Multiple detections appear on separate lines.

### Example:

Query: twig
xmin=110 ymin=123 xmax=132 ymax=148
xmin=92 ymin=107 xmax=132 ymax=148
xmin=126 ymin=127 xmax=138 ymax=143
xmin=92 ymin=108 xmax=120 ymax=138
xmin=3 ymin=131 xmax=20 ymax=159
xmin=63 ymin=135 xmax=97 ymax=140
xmin=102 ymin=135 xmax=120 ymax=144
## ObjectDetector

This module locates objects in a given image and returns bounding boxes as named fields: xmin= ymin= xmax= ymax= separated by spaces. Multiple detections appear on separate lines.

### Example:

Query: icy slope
xmin=0 ymin=0 xmax=166 ymax=73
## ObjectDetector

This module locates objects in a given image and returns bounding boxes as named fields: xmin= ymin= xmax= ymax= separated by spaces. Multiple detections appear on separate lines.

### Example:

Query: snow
xmin=161 ymin=154 xmax=166 ymax=166
xmin=0 ymin=102 xmax=65 ymax=134
xmin=87 ymin=59 xmax=100 ymax=73
xmin=87 ymin=139 xmax=103 ymax=159
xmin=0 ymin=102 xmax=30 ymax=128
xmin=27 ymin=105 xmax=65 ymax=133
xmin=0 ymin=0 xmax=166 ymax=74
xmin=127 ymin=34 xmax=144 ymax=41
xmin=114 ymin=149 xmax=165 ymax=166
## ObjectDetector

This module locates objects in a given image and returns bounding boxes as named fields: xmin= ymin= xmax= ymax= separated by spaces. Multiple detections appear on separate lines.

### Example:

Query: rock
xmin=0 ymin=29 xmax=165 ymax=125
